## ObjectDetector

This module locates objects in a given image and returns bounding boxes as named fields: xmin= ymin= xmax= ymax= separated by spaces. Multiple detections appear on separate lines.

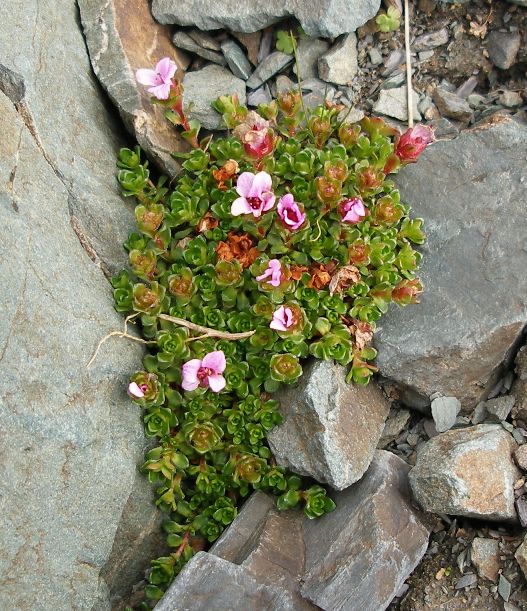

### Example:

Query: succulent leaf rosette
xmin=113 ymin=57 xmax=431 ymax=605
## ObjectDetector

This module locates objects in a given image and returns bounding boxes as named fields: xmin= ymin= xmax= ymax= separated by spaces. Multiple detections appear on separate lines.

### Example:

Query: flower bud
xmin=392 ymin=279 xmax=423 ymax=305
xmin=315 ymin=176 xmax=342 ymax=205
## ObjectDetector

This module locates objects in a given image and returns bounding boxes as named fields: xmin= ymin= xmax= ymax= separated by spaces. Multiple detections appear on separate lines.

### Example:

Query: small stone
xmin=467 ymin=93 xmax=487 ymax=109
xmin=268 ymin=359 xmax=390 ymax=490
xmin=382 ymin=49 xmax=405 ymax=77
xmin=409 ymin=425 xmax=520 ymax=521
xmin=471 ymin=538 xmax=500 ymax=582
xmin=381 ymin=72 xmax=406 ymax=90
xmin=293 ymin=38 xmax=330 ymax=80
xmin=247 ymin=85 xmax=272 ymax=107
xmin=514 ymin=444 xmax=527 ymax=470
xmin=455 ymin=573 xmax=477 ymax=589
xmin=515 ymin=534 xmax=527 ymax=578
xmin=183 ymin=65 xmax=246 ymax=130
xmin=258 ymin=29 xmax=274 ymax=63
xmin=246 ymin=52 xmax=293 ymax=89
xmin=368 ymin=47 xmax=383 ymax=66
xmin=275 ymin=74 xmax=296 ymax=94
xmin=423 ymin=419 xmax=439 ymax=439
xmin=378 ymin=408 xmax=411 ymax=448
xmin=221 ymin=39 xmax=252 ymax=80
xmin=172 ymin=31 xmax=227 ymax=65
xmin=516 ymin=497 xmax=527 ymax=527
xmin=498 ymin=574 xmax=511 ymax=602
xmin=418 ymin=50 xmax=435 ymax=62
xmin=373 ymin=85 xmax=421 ymax=122
xmin=512 ymin=347 xmax=527 ymax=425
xmin=455 ymin=75 xmax=479 ymax=99
xmin=337 ymin=107 xmax=365 ymax=124
xmin=499 ymin=90 xmax=523 ymax=108
xmin=486 ymin=395 xmax=515 ymax=422
xmin=187 ymin=29 xmax=222 ymax=51
xmin=431 ymin=396 xmax=461 ymax=432
xmin=487 ymin=31 xmax=521 ymax=70
xmin=318 ymin=33 xmax=358 ymax=86
xmin=472 ymin=401 xmax=489 ymax=425
xmin=413 ymin=28 xmax=449 ymax=51
xmin=433 ymin=88 xmax=473 ymax=122
xmin=232 ymin=31 xmax=261 ymax=66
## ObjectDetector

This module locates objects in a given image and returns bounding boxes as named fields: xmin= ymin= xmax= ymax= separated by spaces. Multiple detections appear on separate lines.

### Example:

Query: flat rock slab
xmin=79 ymin=0 xmax=191 ymax=176
xmin=151 ymin=0 xmax=381 ymax=39
xmin=409 ymin=424 xmax=520 ymax=521
xmin=268 ymin=359 xmax=390 ymax=490
xmin=375 ymin=116 xmax=527 ymax=410
xmin=158 ymin=452 xmax=430 ymax=611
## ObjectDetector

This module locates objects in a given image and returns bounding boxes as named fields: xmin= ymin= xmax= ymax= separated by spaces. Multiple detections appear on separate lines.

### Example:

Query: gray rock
xmin=373 ymin=85 xmax=421 ymax=122
xmin=433 ymin=88 xmax=473 ymax=122
xmin=515 ymin=534 xmax=527 ymax=579
xmin=221 ymin=39 xmax=253 ymax=80
xmin=431 ymin=396 xmax=461 ymax=432
xmin=499 ymin=574 xmax=512 ymax=602
xmin=183 ymin=65 xmax=246 ymax=130
xmin=247 ymin=85 xmax=272 ymax=107
xmin=382 ymin=49 xmax=405 ymax=77
xmin=512 ymin=346 xmax=527 ymax=425
xmin=499 ymin=90 xmax=523 ymax=108
xmin=514 ymin=444 xmax=527 ymax=470
xmin=276 ymin=74 xmax=296 ymax=94
xmin=456 ymin=75 xmax=479 ymax=99
xmin=187 ymin=29 xmax=222 ymax=52
xmin=301 ymin=451 xmax=431 ymax=610
xmin=293 ymin=38 xmax=330 ymax=80
xmin=0 ymin=7 xmax=160 ymax=609
xmin=268 ymin=359 xmax=390 ymax=490
xmin=413 ymin=28 xmax=449 ymax=51
xmin=472 ymin=401 xmax=489 ymax=424
xmin=409 ymin=425 xmax=520 ymax=521
xmin=486 ymin=395 xmax=515 ymax=422
xmin=318 ymin=33 xmax=358 ymax=86
xmin=246 ymin=52 xmax=293 ymax=90
xmin=467 ymin=93 xmax=487 ymax=109
xmin=378 ymin=408 xmax=411 ymax=448
xmin=471 ymin=537 xmax=500 ymax=582
xmin=151 ymin=0 xmax=381 ymax=39
xmin=375 ymin=117 xmax=527 ymax=410
xmin=428 ymin=117 xmax=460 ymax=137
xmin=232 ymin=31 xmax=261 ymax=66
xmin=487 ymin=31 xmax=521 ymax=70
xmin=418 ymin=50 xmax=435 ymax=62
xmin=155 ymin=551 xmax=307 ymax=611
xmin=381 ymin=72 xmax=407 ymax=90
xmin=368 ymin=47 xmax=383 ymax=66
xmin=79 ymin=0 xmax=191 ymax=178
xmin=455 ymin=573 xmax=478 ymax=589
xmin=173 ymin=31 xmax=226 ymax=65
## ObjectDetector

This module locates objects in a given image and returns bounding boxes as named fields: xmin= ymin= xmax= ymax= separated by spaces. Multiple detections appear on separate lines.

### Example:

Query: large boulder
xmin=409 ymin=424 xmax=520 ymax=522
xmin=376 ymin=116 xmax=527 ymax=411
xmin=79 ymin=0 xmax=190 ymax=177
xmin=268 ymin=359 xmax=390 ymax=490
xmin=151 ymin=0 xmax=381 ymax=39
xmin=0 ymin=1 xmax=162 ymax=608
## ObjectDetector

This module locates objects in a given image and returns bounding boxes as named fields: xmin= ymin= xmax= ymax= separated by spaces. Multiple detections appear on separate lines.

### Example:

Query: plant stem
xmin=158 ymin=314 xmax=255 ymax=340
xmin=404 ymin=0 xmax=414 ymax=128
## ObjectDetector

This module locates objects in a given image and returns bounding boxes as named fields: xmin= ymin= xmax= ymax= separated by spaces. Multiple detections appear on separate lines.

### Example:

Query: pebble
xmin=368 ymin=47 xmax=383 ymax=66
xmin=455 ymin=75 xmax=479 ymax=99
xmin=172 ymin=31 xmax=226 ymax=65
xmin=275 ymin=74 xmax=296 ymax=94
xmin=373 ymin=85 xmax=421 ymax=122
xmin=221 ymin=39 xmax=252 ymax=80
xmin=247 ymin=85 xmax=272 ymax=107
xmin=455 ymin=573 xmax=477 ymax=589
xmin=499 ymin=90 xmax=523 ymax=108
xmin=472 ymin=401 xmax=488 ymax=424
xmin=246 ymin=52 xmax=293 ymax=89
xmin=188 ymin=29 xmax=222 ymax=52
xmin=431 ymin=396 xmax=461 ymax=433
xmin=382 ymin=49 xmax=405 ymax=77
xmin=381 ymin=72 xmax=407 ymax=90
xmin=433 ymin=88 xmax=473 ymax=122
xmin=486 ymin=396 xmax=515 ymax=422
xmin=498 ymin=574 xmax=512 ymax=601
xmin=232 ymin=31 xmax=261 ymax=66
xmin=514 ymin=445 xmax=527 ymax=470
xmin=293 ymin=37 xmax=330 ymax=79
xmin=467 ymin=93 xmax=487 ymax=109
xmin=486 ymin=31 xmax=521 ymax=70
xmin=418 ymin=50 xmax=435 ymax=62
xmin=258 ymin=29 xmax=273 ymax=63
xmin=413 ymin=28 xmax=449 ymax=51
xmin=471 ymin=537 xmax=500 ymax=582
xmin=318 ymin=33 xmax=358 ymax=86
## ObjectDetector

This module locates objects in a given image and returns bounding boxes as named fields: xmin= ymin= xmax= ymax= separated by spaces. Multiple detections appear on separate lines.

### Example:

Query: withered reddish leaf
xmin=349 ymin=319 xmax=374 ymax=350
xmin=196 ymin=211 xmax=219 ymax=233
xmin=307 ymin=263 xmax=332 ymax=290
xmin=216 ymin=231 xmax=258 ymax=268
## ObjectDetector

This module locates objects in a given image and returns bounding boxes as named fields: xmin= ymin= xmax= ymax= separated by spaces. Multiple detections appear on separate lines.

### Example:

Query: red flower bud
xmin=395 ymin=125 xmax=435 ymax=164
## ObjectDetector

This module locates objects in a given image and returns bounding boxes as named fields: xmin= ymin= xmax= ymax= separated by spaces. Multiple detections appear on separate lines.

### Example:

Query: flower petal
xmin=148 ymin=82 xmax=171 ymax=100
xmin=202 ymin=350 xmax=226 ymax=374
xmin=207 ymin=374 xmax=226 ymax=393
xmin=156 ymin=57 xmax=177 ymax=82
xmin=249 ymin=171 xmax=272 ymax=197
xmin=235 ymin=172 xmax=255 ymax=197
xmin=181 ymin=359 xmax=201 ymax=390
xmin=128 ymin=382 xmax=145 ymax=398
xmin=261 ymin=193 xmax=276 ymax=211
xmin=231 ymin=196 xmax=253 ymax=216
xmin=135 ymin=68 xmax=160 ymax=86
xmin=270 ymin=318 xmax=288 ymax=331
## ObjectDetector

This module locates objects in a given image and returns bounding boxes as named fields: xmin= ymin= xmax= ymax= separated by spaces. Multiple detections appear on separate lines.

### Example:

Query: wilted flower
xmin=256 ymin=259 xmax=283 ymax=287
xmin=395 ymin=124 xmax=435 ymax=163
xmin=182 ymin=350 xmax=226 ymax=393
xmin=135 ymin=57 xmax=177 ymax=100
xmin=392 ymin=279 xmax=423 ymax=305
xmin=270 ymin=306 xmax=295 ymax=331
xmin=339 ymin=198 xmax=366 ymax=224
xmin=233 ymin=111 xmax=275 ymax=159
xmin=315 ymin=176 xmax=341 ymax=205
xmin=231 ymin=171 xmax=275 ymax=218
xmin=277 ymin=194 xmax=305 ymax=231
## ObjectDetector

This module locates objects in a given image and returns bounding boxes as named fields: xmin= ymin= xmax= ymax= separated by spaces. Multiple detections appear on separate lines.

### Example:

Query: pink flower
xmin=395 ymin=124 xmax=435 ymax=163
xmin=339 ymin=197 xmax=366 ymax=224
xmin=256 ymin=259 xmax=283 ymax=287
xmin=270 ymin=306 xmax=295 ymax=332
xmin=181 ymin=350 xmax=226 ymax=393
xmin=277 ymin=194 xmax=305 ymax=231
xmin=135 ymin=57 xmax=177 ymax=100
xmin=233 ymin=111 xmax=275 ymax=159
xmin=128 ymin=382 xmax=147 ymax=399
xmin=231 ymin=171 xmax=275 ymax=218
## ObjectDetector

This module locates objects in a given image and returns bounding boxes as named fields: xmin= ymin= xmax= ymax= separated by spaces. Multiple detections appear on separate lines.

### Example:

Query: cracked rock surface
xmin=0 ymin=1 xmax=163 ymax=609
